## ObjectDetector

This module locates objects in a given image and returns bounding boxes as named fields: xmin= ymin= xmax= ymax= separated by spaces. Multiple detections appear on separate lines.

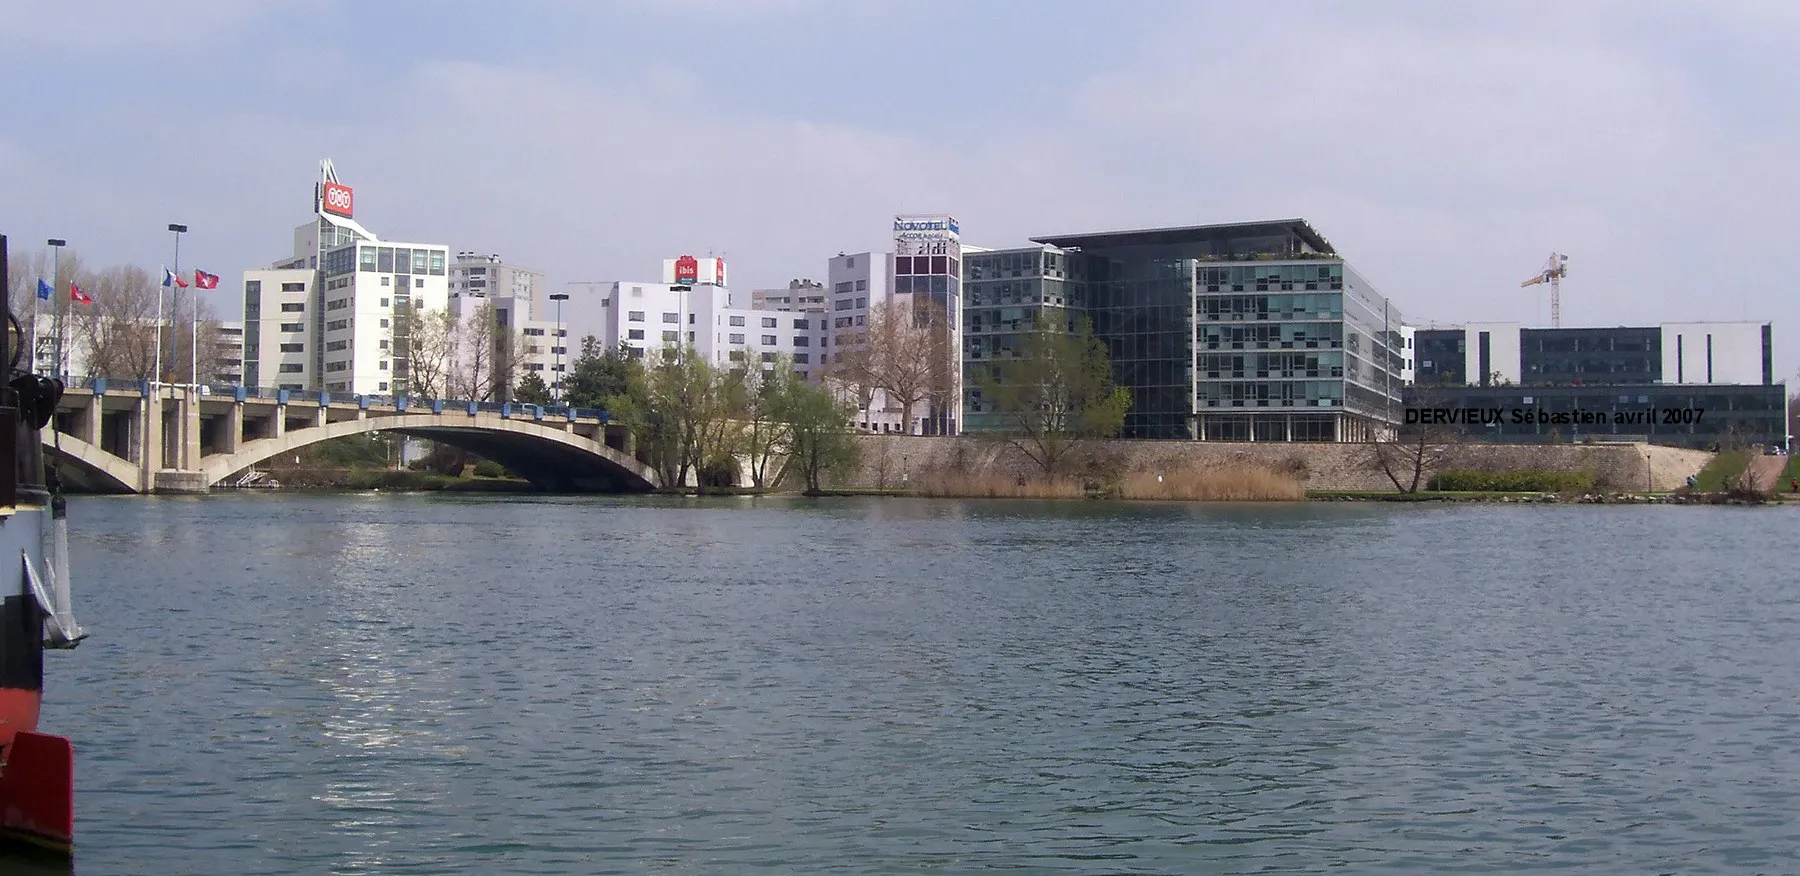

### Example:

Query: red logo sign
xmin=322 ymin=182 xmax=355 ymax=218
xmin=674 ymin=255 xmax=698 ymax=284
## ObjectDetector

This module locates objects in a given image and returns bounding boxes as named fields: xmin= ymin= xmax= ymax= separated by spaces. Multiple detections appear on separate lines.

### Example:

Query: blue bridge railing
xmin=65 ymin=375 xmax=610 ymax=424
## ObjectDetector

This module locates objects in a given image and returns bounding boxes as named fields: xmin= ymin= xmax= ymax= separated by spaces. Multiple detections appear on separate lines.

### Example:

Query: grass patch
xmin=1426 ymin=469 xmax=1599 ymax=493
xmin=1694 ymin=451 xmax=1751 ymax=492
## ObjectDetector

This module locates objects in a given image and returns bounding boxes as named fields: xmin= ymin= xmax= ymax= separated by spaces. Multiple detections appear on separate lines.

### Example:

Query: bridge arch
xmin=202 ymin=413 xmax=657 ymax=492
xmin=41 ymin=433 xmax=139 ymax=494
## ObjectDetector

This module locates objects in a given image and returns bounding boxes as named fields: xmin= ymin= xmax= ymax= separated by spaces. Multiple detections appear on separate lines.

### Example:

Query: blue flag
xmin=36 ymin=279 xmax=51 ymax=301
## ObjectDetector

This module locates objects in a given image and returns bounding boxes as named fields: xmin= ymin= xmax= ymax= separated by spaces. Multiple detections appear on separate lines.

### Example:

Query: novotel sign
xmin=893 ymin=215 xmax=959 ymax=239
xmin=321 ymin=182 xmax=355 ymax=218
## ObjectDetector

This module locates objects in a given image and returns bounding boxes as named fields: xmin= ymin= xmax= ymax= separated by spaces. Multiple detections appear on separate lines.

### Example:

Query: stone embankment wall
xmin=835 ymin=435 xmax=1715 ymax=493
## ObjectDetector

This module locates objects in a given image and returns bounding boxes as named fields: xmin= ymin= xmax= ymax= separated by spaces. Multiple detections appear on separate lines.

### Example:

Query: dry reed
xmin=1114 ymin=462 xmax=1306 ymax=501
xmin=913 ymin=470 xmax=1087 ymax=499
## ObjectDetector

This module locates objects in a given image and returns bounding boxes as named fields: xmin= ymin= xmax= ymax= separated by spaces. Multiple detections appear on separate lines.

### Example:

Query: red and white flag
xmin=70 ymin=283 xmax=92 ymax=304
xmin=193 ymin=269 xmax=220 ymax=290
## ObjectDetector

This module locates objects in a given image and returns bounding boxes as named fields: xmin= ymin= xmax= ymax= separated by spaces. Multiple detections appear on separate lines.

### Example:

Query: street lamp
xmin=45 ymin=238 xmax=65 ymax=378
xmin=670 ymin=284 xmax=693 ymax=363
xmin=549 ymin=292 xmax=569 ymax=401
xmin=157 ymin=223 xmax=187 ymax=390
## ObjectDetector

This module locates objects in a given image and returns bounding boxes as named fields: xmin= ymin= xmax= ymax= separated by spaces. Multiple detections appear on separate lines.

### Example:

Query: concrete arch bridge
xmin=43 ymin=380 xmax=657 ymax=494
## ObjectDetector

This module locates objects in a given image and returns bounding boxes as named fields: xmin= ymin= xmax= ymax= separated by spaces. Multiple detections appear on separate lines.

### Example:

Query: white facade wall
xmin=1461 ymin=322 xmax=1523 ymax=385
xmin=1398 ymin=324 xmax=1416 ymax=385
xmin=321 ymin=242 xmax=450 ymax=394
xmin=1662 ymin=322 xmax=1766 ymax=385
xmin=593 ymin=280 xmax=824 ymax=381
xmin=244 ymin=268 xmax=316 ymax=390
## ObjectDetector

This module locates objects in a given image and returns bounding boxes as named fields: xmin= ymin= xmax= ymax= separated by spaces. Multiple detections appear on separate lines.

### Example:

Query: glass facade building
xmin=964 ymin=220 xmax=1406 ymax=441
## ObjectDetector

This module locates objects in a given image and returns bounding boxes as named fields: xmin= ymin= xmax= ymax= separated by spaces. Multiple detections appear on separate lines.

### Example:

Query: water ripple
xmin=23 ymin=495 xmax=1800 ymax=874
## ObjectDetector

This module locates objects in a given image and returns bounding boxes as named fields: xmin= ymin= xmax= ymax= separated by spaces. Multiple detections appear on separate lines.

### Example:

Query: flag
xmin=163 ymin=267 xmax=188 ymax=288
xmin=70 ymin=283 xmax=92 ymax=305
xmin=36 ymin=279 xmax=52 ymax=301
xmin=193 ymin=269 xmax=220 ymax=290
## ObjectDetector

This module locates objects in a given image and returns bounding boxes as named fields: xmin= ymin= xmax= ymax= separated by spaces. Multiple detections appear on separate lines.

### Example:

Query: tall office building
xmin=241 ymin=160 xmax=451 ymax=394
xmin=964 ymin=219 xmax=1404 ymax=441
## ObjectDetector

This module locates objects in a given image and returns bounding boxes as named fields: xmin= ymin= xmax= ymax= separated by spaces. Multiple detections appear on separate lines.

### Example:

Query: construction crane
xmin=1520 ymin=252 xmax=1570 ymax=328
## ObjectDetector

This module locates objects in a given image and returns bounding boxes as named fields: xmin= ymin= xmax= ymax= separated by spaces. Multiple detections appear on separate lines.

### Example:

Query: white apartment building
xmin=448 ymin=253 xmax=563 ymax=398
xmin=594 ymin=280 xmax=827 ymax=382
xmin=241 ymin=160 xmax=450 ymax=395
xmin=750 ymin=278 xmax=827 ymax=312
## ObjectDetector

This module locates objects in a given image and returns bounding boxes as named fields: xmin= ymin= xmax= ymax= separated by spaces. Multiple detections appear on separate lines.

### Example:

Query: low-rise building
xmin=1404 ymin=321 xmax=1786 ymax=449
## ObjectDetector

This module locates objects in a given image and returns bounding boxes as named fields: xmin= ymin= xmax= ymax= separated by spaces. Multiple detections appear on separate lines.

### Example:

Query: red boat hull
xmin=0 ymin=731 xmax=71 ymax=854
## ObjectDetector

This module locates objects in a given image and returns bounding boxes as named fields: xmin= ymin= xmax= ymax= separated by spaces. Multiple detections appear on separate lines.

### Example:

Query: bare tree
xmin=403 ymin=304 xmax=457 ymax=398
xmin=70 ymin=265 xmax=161 ymax=381
xmin=1362 ymin=382 xmax=1464 ymax=493
xmin=830 ymin=297 xmax=951 ymax=436
xmin=446 ymin=302 xmax=526 ymax=402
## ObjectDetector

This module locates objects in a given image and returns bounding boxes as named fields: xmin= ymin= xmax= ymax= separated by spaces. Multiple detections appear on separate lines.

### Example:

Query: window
xmin=729 ymin=316 xmax=746 ymax=327
xmin=280 ymin=322 xmax=304 ymax=332
xmin=761 ymin=317 xmax=778 ymax=328
xmin=380 ymin=277 xmax=390 ymax=286
xmin=855 ymin=297 xmax=866 ymax=309
xmin=379 ymin=298 xmax=389 ymax=307
xmin=729 ymin=333 xmax=745 ymax=344
xmin=280 ymin=303 xmax=304 ymax=313
xmin=855 ymin=279 xmax=867 ymax=291
xmin=855 ymin=315 xmax=865 ymax=326
xmin=379 ymin=381 xmax=389 ymax=391
xmin=761 ymin=352 xmax=776 ymax=363
xmin=793 ymin=336 xmax=810 ymax=347
xmin=628 ymin=310 xmax=645 ymax=322
xmin=379 ymin=340 xmax=389 ymax=350
xmin=793 ymin=319 xmax=810 ymax=329
xmin=662 ymin=330 xmax=678 ymax=342
xmin=326 ymin=319 xmax=348 ymax=331
xmin=379 ymin=361 xmax=388 ymax=371
xmin=835 ymin=298 xmax=855 ymax=311
xmin=662 ymin=312 xmax=679 ymax=323
xmin=835 ymin=282 xmax=853 ymax=294
xmin=326 ymin=340 xmax=348 ymax=351
xmin=628 ymin=329 xmax=645 ymax=340
xmin=280 ymin=282 xmax=306 ymax=293
xmin=846 ymin=256 xmax=856 ymax=268
xmin=379 ymin=318 xmax=388 ymax=328
xmin=761 ymin=335 xmax=778 ymax=345
xmin=794 ymin=353 xmax=810 ymax=364
xmin=278 ymin=363 xmax=303 ymax=373
xmin=279 ymin=343 xmax=304 ymax=353
xmin=415 ymin=278 xmax=424 ymax=288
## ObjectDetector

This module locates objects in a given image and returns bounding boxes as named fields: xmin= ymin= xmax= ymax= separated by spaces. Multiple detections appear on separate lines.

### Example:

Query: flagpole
xmin=49 ymin=240 xmax=66 ymax=380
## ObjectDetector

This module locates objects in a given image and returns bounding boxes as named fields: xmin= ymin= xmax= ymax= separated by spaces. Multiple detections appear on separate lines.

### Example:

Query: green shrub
xmin=1427 ymin=469 xmax=1599 ymax=493
xmin=472 ymin=460 xmax=507 ymax=479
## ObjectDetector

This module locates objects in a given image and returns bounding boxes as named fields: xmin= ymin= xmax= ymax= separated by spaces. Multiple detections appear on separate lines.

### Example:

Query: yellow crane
xmin=1520 ymin=252 xmax=1569 ymax=328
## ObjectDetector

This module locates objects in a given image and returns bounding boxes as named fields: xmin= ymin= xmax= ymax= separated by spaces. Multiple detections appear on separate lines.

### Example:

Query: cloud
xmin=0 ymin=0 xmax=300 ymax=51
xmin=1 ymin=1 xmax=1796 ymax=376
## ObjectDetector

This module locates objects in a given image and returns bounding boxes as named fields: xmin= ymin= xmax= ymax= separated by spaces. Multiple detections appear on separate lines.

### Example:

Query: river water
xmin=25 ymin=494 xmax=1800 ymax=874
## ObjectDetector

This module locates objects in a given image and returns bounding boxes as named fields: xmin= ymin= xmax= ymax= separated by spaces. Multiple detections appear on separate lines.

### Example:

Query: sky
xmin=3 ymin=0 xmax=1798 ymax=376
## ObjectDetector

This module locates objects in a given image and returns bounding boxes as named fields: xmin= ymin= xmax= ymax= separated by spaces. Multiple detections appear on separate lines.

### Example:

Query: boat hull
xmin=0 ymin=501 xmax=72 ymax=855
